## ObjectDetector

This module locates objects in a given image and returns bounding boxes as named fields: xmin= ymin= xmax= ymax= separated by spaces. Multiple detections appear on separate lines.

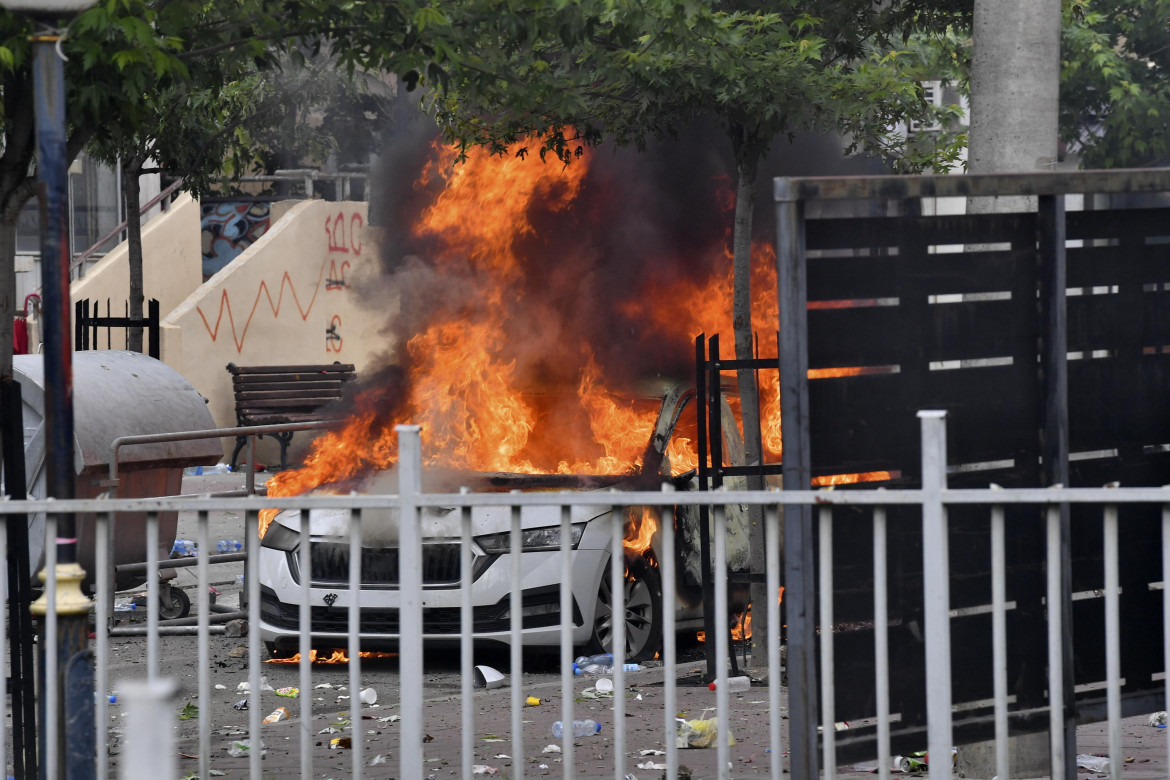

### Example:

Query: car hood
xmin=273 ymin=501 xmax=612 ymax=545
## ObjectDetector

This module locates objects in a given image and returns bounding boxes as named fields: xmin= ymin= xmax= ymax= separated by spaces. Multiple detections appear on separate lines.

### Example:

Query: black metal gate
xmin=773 ymin=170 xmax=1170 ymax=775
xmin=74 ymin=298 xmax=160 ymax=358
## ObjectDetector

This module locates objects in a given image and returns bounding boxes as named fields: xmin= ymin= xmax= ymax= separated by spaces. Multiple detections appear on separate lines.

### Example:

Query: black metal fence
xmin=774 ymin=169 xmax=1170 ymax=775
xmin=74 ymin=298 xmax=160 ymax=359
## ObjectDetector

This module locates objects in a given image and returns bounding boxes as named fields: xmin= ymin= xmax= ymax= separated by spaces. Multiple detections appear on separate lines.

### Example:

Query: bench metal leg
xmin=229 ymin=436 xmax=248 ymax=471
xmin=275 ymin=431 xmax=295 ymax=471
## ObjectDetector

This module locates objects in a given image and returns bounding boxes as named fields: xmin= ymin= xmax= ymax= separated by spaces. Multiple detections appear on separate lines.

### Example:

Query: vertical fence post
xmin=817 ymin=505 xmax=835 ymax=776
xmin=919 ymin=410 xmax=952 ymax=780
xmin=397 ymin=425 xmax=424 ymax=780
xmin=118 ymin=679 xmax=177 ymax=780
xmin=775 ymin=177 xmax=817 ymax=778
xmin=1038 ymin=193 xmax=1076 ymax=777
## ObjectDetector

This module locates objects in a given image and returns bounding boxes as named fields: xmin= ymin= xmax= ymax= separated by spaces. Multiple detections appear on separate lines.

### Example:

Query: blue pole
xmin=30 ymin=27 xmax=92 ymax=780
xmin=32 ymin=33 xmax=77 ymax=539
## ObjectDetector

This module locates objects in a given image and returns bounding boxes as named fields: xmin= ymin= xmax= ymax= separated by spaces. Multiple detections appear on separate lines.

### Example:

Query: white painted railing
xmin=5 ymin=412 xmax=1170 ymax=778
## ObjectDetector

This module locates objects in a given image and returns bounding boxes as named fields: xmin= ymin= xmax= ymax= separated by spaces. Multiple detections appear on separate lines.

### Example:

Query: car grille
xmin=259 ymin=585 xmax=580 ymax=635
xmin=301 ymin=543 xmax=464 ymax=586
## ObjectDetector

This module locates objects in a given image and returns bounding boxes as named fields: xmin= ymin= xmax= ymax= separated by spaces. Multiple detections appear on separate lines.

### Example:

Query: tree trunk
xmin=731 ymin=152 xmax=769 ymax=667
xmin=967 ymin=0 xmax=1061 ymax=207
xmin=0 ymin=69 xmax=37 ymax=383
xmin=962 ymin=1 xmax=1062 ymax=776
xmin=0 ymin=220 xmax=16 ymax=384
xmin=124 ymin=156 xmax=145 ymax=354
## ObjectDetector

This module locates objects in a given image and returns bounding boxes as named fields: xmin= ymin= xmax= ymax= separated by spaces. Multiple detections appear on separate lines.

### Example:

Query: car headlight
xmin=476 ymin=523 xmax=585 ymax=554
xmin=260 ymin=522 xmax=300 ymax=552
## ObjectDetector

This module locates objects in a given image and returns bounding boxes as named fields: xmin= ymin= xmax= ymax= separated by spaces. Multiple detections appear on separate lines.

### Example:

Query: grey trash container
xmin=7 ymin=350 xmax=222 ymax=591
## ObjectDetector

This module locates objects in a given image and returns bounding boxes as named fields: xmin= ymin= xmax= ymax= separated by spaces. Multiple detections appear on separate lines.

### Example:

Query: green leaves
xmin=432 ymin=0 xmax=967 ymax=171
xmin=1060 ymin=0 xmax=1170 ymax=168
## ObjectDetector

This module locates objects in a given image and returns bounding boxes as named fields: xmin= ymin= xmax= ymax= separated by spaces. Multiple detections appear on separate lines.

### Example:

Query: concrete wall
xmin=162 ymin=200 xmax=393 ymax=464
xmin=70 ymin=193 xmax=203 ymax=350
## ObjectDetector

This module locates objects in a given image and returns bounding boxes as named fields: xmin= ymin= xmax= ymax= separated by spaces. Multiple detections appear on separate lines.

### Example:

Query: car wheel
xmin=590 ymin=556 xmax=663 ymax=662
xmin=159 ymin=585 xmax=191 ymax=620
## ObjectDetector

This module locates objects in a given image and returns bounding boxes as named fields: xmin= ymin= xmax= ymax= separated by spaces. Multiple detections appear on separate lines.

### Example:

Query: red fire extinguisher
xmin=12 ymin=293 xmax=39 ymax=355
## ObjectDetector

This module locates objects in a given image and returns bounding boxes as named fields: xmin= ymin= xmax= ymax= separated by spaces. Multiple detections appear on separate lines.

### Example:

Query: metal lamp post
xmin=0 ymin=1 xmax=98 ymax=777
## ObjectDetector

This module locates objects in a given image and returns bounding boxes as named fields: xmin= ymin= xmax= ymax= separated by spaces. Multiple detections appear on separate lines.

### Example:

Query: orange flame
xmin=265 ymin=649 xmax=398 ymax=665
xmin=262 ymin=139 xmax=799 ymax=524
xmin=811 ymin=470 xmax=896 ymax=487
xmin=731 ymin=606 xmax=752 ymax=641
xmin=624 ymin=507 xmax=659 ymax=557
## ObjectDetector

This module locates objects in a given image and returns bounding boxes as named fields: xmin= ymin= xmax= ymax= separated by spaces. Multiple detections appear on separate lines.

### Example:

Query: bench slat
xmin=235 ymin=389 xmax=345 ymax=402
xmin=227 ymin=363 xmax=355 ymax=376
xmin=231 ymin=379 xmax=345 ymax=392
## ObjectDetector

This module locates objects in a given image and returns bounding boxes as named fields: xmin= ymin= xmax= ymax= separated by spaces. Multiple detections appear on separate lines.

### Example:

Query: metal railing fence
xmin=7 ymin=412 xmax=1170 ymax=778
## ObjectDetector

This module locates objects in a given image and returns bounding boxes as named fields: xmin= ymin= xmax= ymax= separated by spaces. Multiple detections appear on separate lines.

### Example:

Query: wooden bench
xmin=226 ymin=362 xmax=357 ymax=471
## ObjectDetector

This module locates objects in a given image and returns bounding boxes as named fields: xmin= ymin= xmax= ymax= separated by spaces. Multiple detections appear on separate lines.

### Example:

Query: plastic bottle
xmin=573 ymin=653 xmax=614 ymax=675
xmin=708 ymin=675 xmax=751 ymax=692
xmin=171 ymin=539 xmax=196 ymax=557
xmin=552 ymin=719 xmax=601 ymax=738
xmin=217 ymin=540 xmax=242 ymax=553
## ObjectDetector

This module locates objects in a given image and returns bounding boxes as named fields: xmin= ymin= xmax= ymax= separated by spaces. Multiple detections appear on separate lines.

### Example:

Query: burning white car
xmin=255 ymin=384 xmax=751 ymax=660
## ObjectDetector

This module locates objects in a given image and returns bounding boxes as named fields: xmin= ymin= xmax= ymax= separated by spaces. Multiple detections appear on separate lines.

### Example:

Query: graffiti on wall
xmin=324 ymin=212 xmax=361 ymax=352
xmin=201 ymin=202 xmax=271 ymax=279
xmin=195 ymin=210 xmax=363 ymax=355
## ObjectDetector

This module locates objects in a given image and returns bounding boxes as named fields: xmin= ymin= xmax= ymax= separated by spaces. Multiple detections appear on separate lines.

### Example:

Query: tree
xmin=427 ymin=0 xmax=969 ymax=667
xmin=1060 ymin=0 xmax=1170 ymax=168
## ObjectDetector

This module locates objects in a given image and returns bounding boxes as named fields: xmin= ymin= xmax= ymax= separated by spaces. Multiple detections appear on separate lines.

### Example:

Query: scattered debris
xmin=226 ymin=739 xmax=265 ymax=758
xmin=472 ymin=766 xmax=499 ymax=775
xmin=474 ymin=665 xmax=506 ymax=689
xmin=330 ymin=737 xmax=353 ymax=749
xmin=525 ymin=696 xmax=542 ymax=707
xmin=1149 ymin=711 xmax=1168 ymax=727
xmin=640 ymin=749 xmax=665 ymax=756
xmin=541 ymin=744 xmax=562 ymax=754
xmin=1076 ymin=754 xmax=1111 ymax=773
xmin=676 ymin=712 xmax=736 ymax=749
xmin=261 ymin=706 xmax=290 ymax=724
xmin=178 ymin=703 xmax=198 ymax=721
xmin=213 ymin=684 xmax=227 ymax=691
xmin=233 ymin=699 xmax=248 ymax=711
xmin=369 ymin=754 xmax=387 ymax=766
xmin=227 ymin=647 xmax=247 ymax=659
xmin=359 ymin=687 xmax=378 ymax=705
xmin=236 ymin=677 xmax=273 ymax=693
xmin=224 ymin=619 xmax=248 ymax=638
xmin=275 ymin=687 xmax=299 ymax=698
xmin=580 ymin=686 xmax=613 ymax=700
